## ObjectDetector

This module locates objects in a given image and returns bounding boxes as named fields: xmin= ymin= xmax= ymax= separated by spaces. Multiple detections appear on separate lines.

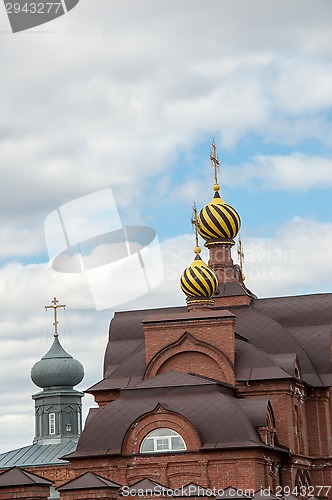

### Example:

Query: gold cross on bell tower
xmin=45 ymin=297 xmax=66 ymax=338
xmin=237 ymin=236 xmax=245 ymax=281
xmin=191 ymin=202 xmax=201 ymax=255
xmin=210 ymin=139 xmax=220 ymax=188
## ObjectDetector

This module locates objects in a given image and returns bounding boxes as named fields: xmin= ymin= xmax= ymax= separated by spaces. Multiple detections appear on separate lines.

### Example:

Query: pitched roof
xmin=79 ymin=293 xmax=332 ymax=461
xmin=126 ymin=478 xmax=168 ymax=494
xmin=125 ymin=371 xmax=222 ymax=390
xmin=0 ymin=440 xmax=77 ymax=469
xmin=0 ymin=466 xmax=52 ymax=487
xmin=58 ymin=471 xmax=120 ymax=491
xmin=67 ymin=379 xmax=279 ymax=459
xmin=102 ymin=294 xmax=332 ymax=388
xmin=235 ymin=340 xmax=293 ymax=382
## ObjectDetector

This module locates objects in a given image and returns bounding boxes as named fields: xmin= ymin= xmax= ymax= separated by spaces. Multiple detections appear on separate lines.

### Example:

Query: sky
xmin=0 ymin=0 xmax=332 ymax=453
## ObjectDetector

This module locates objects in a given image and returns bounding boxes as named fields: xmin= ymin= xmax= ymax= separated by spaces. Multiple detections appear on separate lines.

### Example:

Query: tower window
xmin=140 ymin=428 xmax=186 ymax=453
xmin=294 ymin=361 xmax=301 ymax=379
xmin=49 ymin=413 xmax=56 ymax=435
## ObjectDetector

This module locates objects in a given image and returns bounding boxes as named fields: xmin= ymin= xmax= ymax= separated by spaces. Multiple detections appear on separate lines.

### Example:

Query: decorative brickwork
xmin=122 ymin=404 xmax=201 ymax=455
xmin=144 ymin=332 xmax=235 ymax=385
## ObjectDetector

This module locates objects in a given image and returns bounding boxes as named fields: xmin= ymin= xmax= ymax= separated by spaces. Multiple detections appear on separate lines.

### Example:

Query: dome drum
xmin=204 ymin=237 xmax=235 ymax=248
xmin=185 ymin=296 xmax=214 ymax=312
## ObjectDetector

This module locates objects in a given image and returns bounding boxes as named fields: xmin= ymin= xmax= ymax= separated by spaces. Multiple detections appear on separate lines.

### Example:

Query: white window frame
xmin=77 ymin=412 xmax=81 ymax=434
xmin=49 ymin=413 xmax=56 ymax=435
xmin=140 ymin=428 xmax=186 ymax=453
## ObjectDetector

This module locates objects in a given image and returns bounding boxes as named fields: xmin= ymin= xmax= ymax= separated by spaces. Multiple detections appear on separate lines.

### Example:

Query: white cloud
xmin=237 ymin=217 xmax=332 ymax=297
xmin=0 ymin=0 xmax=332 ymax=231
xmin=223 ymin=153 xmax=332 ymax=191
xmin=0 ymin=225 xmax=45 ymax=259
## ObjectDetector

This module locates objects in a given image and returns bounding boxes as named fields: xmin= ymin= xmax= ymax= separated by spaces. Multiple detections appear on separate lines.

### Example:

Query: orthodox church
xmin=0 ymin=142 xmax=331 ymax=499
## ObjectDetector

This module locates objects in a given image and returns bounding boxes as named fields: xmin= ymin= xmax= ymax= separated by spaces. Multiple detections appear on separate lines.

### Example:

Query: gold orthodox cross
xmin=210 ymin=139 xmax=220 ymax=185
xmin=45 ymin=297 xmax=66 ymax=338
xmin=191 ymin=202 xmax=201 ymax=254
xmin=237 ymin=237 xmax=245 ymax=280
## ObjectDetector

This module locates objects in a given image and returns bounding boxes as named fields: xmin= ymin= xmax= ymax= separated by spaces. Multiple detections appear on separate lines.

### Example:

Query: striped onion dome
xmin=180 ymin=253 xmax=218 ymax=298
xmin=198 ymin=189 xmax=241 ymax=241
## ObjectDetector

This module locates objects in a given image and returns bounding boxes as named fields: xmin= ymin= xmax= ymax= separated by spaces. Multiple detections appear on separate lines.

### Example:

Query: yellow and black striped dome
xmin=180 ymin=254 xmax=218 ymax=298
xmin=198 ymin=191 xmax=241 ymax=241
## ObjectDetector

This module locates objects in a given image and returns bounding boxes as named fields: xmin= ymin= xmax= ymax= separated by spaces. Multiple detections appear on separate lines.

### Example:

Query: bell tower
xmin=31 ymin=298 xmax=84 ymax=445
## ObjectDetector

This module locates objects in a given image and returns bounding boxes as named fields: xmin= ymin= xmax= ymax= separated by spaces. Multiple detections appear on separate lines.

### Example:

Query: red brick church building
xmin=0 ymin=143 xmax=331 ymax=499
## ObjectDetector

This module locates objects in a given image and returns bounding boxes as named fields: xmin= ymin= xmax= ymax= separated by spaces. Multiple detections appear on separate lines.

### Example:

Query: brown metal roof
xmin=102 ymin=294 xmax=332 ymax=388
xmin=218 ymin=281 xmax=253 ymax=297
xmin=78 ymin=294 xmax=332 ymax=464
xmin=125 ymin=371 xmax=220 ymax=390
xmin=67 ymin=383 xmax=270 ymax=459
xmin=126 ymin=478 xmax=169 ymax=494
xmin=58 ymin=471 xmax=121 ymax=491
xmin=238 ymin=399 xmax=269 ymax=428
xmin=0 ymin=466 xmax=53 ymax=487
xmin=142 ymin=310 xmax=236 ymax=324
xmin=235 ymin=340 xmax=292 ymax=382
xmin=87 ymin=376 xmax=143 ymax=392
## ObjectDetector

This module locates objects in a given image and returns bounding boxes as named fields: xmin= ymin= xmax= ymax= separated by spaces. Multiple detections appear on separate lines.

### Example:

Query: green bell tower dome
xmin=31 ymin=298 xmax=84 ymax=445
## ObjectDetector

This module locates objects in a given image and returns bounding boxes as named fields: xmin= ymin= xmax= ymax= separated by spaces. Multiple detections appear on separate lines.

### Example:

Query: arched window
xmin=294 ymin=361 xmax=301 ymax=379
xmin=49 ymin=413 xmax=56 ymax=435
xmin=140 ymin=428 xmax=186 ymax=453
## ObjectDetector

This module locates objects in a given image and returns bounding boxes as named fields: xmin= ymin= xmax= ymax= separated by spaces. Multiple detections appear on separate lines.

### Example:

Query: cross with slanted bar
xmin=237 ymin=236 xmax=245 ymax=280
xmin=191 ymin=202 xmax=200 ymax=248
xmin=45 ymin=297 xmax=66 ymax=338
xmin=210 ymin=139 xmax=220 ymax=185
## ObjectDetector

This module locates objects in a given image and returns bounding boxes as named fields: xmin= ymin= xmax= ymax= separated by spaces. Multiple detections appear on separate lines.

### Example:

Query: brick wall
xmin=0 ymin=484 xmax=51 ymax=499
xmin=143 ymin=316 xmax=235 ymax=384
xmin=63 ymin=448 xmax=282 ymax=492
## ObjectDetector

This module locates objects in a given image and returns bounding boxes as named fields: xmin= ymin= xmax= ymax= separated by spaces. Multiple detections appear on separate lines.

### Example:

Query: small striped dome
xmin=180 ymin=255 xmax=218 ymax=298
xmin=198 ymin=192 xmax=240 ymax=240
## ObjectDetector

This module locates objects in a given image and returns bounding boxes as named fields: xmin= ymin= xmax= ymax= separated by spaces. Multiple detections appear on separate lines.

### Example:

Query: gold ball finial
xmin=194 ymin=245 xmax=201 ymax=254
xmin=213 ymin=183 xmax=220 ymax=192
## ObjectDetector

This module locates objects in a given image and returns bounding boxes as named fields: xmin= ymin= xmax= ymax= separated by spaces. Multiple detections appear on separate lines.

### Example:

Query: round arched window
xmin=140 ymin=428 xmax=186 ymax=453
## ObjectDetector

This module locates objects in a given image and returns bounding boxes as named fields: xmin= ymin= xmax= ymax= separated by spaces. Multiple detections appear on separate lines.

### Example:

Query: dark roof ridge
xmin=124 ymin=370 xmax=234 ymax=392
xmin=252 ymin=292 xmax=332 ymax=302
xmin=114 ymin=305 xmax=186 ymax=318
xmin=0 ymin=466 xmax=53 ymax=487
xmin=57 ymin=471 xmax=121 ymax=491
xmin=142 ymin=309 xmax=235 ymax=324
